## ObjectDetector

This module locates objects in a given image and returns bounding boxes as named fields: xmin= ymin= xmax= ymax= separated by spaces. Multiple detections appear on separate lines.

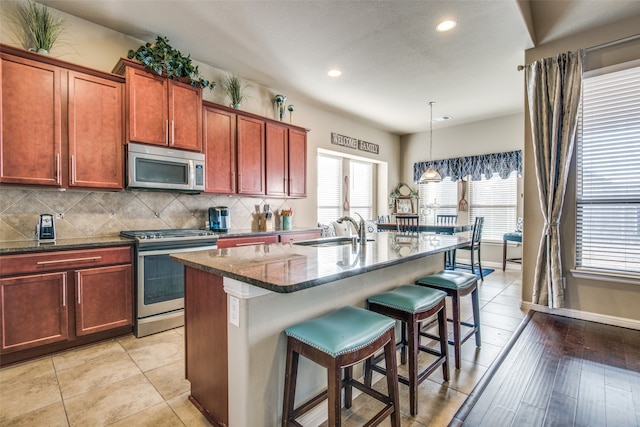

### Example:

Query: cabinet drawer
xmin=0 ymin=246 xmax=132 ymax=276
xmin=279 ymin=231 xmax=321 ymax=243
xmin=216 ymin=235 xmax=278 ymax=249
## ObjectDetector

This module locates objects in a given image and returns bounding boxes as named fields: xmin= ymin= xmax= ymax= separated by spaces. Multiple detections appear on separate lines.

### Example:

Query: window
xmin=317 ymin=153 xmax=376 ymax=223
xmin=349 ymin=160 xmax=373 ymax=221
xmin=418 ymin=179 xmax=457 ymax=224
xmin=469 ymin=172 xmax=518 ymax=242
xmin=576 ymin=63 xmax=640 ymax=274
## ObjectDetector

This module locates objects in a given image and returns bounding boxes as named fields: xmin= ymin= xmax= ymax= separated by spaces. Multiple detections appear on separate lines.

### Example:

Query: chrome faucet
xmin=336 ymin=212 xmax=367 ymax=244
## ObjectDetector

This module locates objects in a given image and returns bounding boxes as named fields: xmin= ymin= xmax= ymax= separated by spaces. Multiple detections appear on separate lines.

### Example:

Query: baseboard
xmin=521 ymin=302 xmax=640 ymax=330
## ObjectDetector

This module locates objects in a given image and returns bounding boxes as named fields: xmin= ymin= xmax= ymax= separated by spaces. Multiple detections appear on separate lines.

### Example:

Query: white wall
xmin=0 ymin=3 xmax=400 ymax=229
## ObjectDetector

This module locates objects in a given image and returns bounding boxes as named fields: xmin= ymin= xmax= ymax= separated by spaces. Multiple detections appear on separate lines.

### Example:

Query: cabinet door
xmin=0 ymin=272 xmax=68 ymax=353
xmin=75 ymin=264 xmax=132 ymax=336
xmin=288 ymin=128 xmax=307 ymax=197
xmin=169 ymin=80 xmax=202 ymax=152
xmin=125 ymin=66 xmax=168 ymax=146
xmin=0 ymin=55 xmax=62 ymax=186
xmin=265 ymin=123 xmax=288 ymax=196
xmin=68 ymin=71 xmax=124 ymax=189
xmin=204 ymin=106 xmax=236 ymax=193
xmin=236 ymin=116 xmax=265 ymax=195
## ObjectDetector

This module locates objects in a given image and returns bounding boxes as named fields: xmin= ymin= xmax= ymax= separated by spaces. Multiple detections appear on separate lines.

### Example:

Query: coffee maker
xmin=209 ymin=207 xmax=230 ymax=232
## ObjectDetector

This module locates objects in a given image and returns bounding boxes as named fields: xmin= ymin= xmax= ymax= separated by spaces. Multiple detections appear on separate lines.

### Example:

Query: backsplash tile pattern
xmin=0 ymin=188 xmax=301 ymax=241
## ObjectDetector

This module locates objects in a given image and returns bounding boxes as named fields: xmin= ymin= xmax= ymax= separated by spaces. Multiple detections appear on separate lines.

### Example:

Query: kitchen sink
xmin=293 ymin=237 xmax=374 ymax=247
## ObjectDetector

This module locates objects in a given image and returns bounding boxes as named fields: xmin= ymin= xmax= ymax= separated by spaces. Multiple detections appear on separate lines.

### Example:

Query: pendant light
xmin=419 ymin=101 xmax=442 ymax=183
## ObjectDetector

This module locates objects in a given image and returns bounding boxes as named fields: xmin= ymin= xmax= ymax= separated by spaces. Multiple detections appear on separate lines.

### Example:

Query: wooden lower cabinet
xmin=0 ymin=272 xmax=68 ymax=353
xmin=75 ymin=264 xmax=133 ymax=336
xmin=0 ymin=246 xmax=134 ymax=365
xmin=279 ymin=230 xmax=321 ymax=243
xmin=216 ymin=234 xmax=279 ymax=249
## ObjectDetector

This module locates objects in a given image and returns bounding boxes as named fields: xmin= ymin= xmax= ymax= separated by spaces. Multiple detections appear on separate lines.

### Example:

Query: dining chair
xmin=436 ymin=214 xmax=458 ymax=225
xmin=396 ymin=215 xmax=419 ymax=232
xmin=456 ymin=217 xmax=485 ymax=279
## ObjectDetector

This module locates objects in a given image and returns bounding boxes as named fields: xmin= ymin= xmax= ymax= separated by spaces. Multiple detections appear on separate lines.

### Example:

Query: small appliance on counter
xmin=209 ymin=207 xmax=230 ymax=232
xmin=36 ymin=214 xmax=56 ymax=242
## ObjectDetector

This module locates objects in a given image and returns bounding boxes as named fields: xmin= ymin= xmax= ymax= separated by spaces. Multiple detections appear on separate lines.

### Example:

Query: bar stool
xmin=416 ymin=270 xmax=481 ymax=369
xmin=282 ymin=306 xmax=400 ymax=427
xmin=365 ymin=285 xmax=449 ymax=415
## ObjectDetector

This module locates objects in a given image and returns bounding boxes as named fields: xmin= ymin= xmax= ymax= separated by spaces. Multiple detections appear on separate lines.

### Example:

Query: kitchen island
xmin=171 ymin=231 xmax=469 ymax=427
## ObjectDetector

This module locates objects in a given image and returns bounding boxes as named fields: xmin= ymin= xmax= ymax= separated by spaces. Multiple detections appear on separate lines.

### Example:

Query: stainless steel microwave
xmin=126 ymin=143 xmax=205 ymax=193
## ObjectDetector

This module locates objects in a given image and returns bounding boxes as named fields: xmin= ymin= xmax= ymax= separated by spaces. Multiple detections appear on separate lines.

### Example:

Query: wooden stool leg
xmin=344 ymin=366 xmax=353 ymax=408
xmin=384 ymin=333 xmax=401 ymax=427
xmin=282 ymin=344 xmax=298 ymax=427
xmin=408 ymin=314 xmax=419 ymax=415
xmin=400 ymin=321 xmax=408 ymax=365
xmin=438 ymin=306 xmax=450 ymax=382
xmin=452 ymin=293 xmax=462 ymax=369
xmin=328 ymin=363 xmax=342 ymax=426
xmin=472 ymin=287 xmax=482 ymax=346
xmin=503 ymin=239 xmax=507 ymax=271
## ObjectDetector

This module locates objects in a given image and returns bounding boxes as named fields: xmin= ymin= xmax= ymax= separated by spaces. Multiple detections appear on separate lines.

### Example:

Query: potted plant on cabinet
xmin=13 ymin=0 xmax=66 ymax=54
xmin=127 ymin=36 xmax=216 ymax=91
xmin=222 ymin=74 xmax=249 ymax=109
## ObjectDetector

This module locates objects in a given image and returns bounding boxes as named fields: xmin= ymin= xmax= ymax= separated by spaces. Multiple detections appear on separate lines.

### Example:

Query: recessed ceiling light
xmin=436 ymin=20 xmax=457 ymax=32
xmin=432 ymin=115 xmax=453 ymax=122
xmin=328 ymin=69 xmax=342 ymax=77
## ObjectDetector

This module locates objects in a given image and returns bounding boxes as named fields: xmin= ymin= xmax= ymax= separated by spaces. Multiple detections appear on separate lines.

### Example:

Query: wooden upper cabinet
xmin=237 ymin=115 xmax=265 ymax=195
xmin=265 ymin=123 xmax=288 ymax=196
xmin=1 ymin=54 xmax=62 ymax=186
xmin=169 ymin=80 xmax=202 ymax=151
xmin=68 ymin=71 xmax=124 ymax=189
xmin=203 ymin=106 xmax=236 ymax=194
xmin=122 ymin=60 xmax=202 ymax=152
xmin=288 ymin=128 xmax=307 ymax=198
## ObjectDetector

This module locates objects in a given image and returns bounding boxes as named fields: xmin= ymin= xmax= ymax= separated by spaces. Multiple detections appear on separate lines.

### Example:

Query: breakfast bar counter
xmin=171 ymin=232 xmax=469 ymax=426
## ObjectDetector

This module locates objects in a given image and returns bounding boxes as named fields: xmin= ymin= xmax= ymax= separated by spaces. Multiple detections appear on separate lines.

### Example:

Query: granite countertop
xmin=0 ymin=228 xmax=320 ymax=255
xmin=171 ymin=232 xmax=470 ymax=293
xmin=0 ymin=236 xmax=135 ymax=255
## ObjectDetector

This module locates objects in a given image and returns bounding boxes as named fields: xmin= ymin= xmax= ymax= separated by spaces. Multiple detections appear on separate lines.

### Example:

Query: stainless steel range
xmin=120 ymin=228 xmax=218 ymax=337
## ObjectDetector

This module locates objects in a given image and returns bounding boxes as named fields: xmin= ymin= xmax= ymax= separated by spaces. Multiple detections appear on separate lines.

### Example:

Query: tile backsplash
xmin=0 ymin=187 xmax=301 ymax=241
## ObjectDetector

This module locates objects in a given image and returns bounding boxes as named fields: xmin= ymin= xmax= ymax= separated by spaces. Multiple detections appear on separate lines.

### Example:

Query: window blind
xmin=350 ymin=160 xmax=373 ymax=220
xmin=317 ymin=154 xmax=343 ymax=224
xmin=576 ymin=64 xmax=640 ymax=274
xmin=419 ymin=180 xmax=457 ymax=223
xmin=469 ymin=172 xmax=518 ymax=242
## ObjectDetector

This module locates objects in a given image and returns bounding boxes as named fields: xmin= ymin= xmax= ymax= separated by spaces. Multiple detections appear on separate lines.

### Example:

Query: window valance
xmin=413 ymin=150 xmax=522 ymax=182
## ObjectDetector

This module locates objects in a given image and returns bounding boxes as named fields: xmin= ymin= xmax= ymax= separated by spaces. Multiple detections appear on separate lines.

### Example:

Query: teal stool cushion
xmin=285 ymin=306 xmax=395 ymax=358
xmin=503 ymin=232 xmax=523 ymax=243
xmin=417 ymin=270 xmax=477 ymax=290
xmin=368 ymin=285 xmax=446 ymax=314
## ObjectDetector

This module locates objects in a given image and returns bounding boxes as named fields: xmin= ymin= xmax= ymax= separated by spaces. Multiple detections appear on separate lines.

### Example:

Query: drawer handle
xmin=37 ymin=256 xmax=102 ymax=265
xmin=236 ymin=241 xmax=266 ymax=246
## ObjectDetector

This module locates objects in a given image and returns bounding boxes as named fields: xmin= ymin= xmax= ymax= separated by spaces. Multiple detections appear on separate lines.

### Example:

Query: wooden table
xmin=376 ymin=222 xmax=473 ymax=234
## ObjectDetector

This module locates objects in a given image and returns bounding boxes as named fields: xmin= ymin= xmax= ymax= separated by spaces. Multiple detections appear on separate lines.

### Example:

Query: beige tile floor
xmin=0 ymin=269 xmax=524 ymax=427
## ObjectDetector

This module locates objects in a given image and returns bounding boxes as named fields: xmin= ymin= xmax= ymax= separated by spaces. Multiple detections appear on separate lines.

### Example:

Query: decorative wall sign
xmin=331 ymin=132 xmax=379 ymax=155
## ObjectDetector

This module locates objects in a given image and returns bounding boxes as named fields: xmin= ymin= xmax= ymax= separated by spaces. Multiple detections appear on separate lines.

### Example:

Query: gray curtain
xmin=526 ymin=50 xmax=583 ymax=309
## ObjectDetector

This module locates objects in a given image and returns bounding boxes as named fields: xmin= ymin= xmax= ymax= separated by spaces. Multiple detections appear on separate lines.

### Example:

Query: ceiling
xmin=39 ymin=0 xmax=640 ymax=135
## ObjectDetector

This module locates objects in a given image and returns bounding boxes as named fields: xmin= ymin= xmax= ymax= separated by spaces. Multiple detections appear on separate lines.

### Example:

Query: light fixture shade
xmin=419 ymin=167 xmax=442 ymax=183
xmin=419 ymin=101 xmax=442 ymax=183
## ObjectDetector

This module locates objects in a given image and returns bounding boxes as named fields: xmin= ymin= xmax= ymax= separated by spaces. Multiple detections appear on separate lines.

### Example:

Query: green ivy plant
xmin=127 ymin=36 xmax=216 ymax=91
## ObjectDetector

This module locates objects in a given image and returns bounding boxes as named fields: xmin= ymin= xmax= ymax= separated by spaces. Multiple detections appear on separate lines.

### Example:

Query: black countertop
xmin=171 ymin=232 xmax=469 ymax=293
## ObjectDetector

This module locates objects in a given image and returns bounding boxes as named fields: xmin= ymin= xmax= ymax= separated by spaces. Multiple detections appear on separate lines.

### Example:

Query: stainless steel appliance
xmin=208 ymin=206 xmax=230 ymax=232
xmin=126 ymin=142 xmax=205 ymax=193
xmin=120 ymin=228 xmax=218 ymax=337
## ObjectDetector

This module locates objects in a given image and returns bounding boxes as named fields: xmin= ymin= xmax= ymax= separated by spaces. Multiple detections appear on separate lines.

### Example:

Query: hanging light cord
xmin=429 ymin=101 xmax=434 ymax=161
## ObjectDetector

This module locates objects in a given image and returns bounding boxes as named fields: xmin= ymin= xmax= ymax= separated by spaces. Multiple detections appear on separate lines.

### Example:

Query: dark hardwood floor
xmin=452 ymin=311 xmax=640 ymax=427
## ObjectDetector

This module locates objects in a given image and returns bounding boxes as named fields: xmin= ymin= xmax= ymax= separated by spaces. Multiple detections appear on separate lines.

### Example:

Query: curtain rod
xmin=517 ymin=34 xmax=640 ymax=71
